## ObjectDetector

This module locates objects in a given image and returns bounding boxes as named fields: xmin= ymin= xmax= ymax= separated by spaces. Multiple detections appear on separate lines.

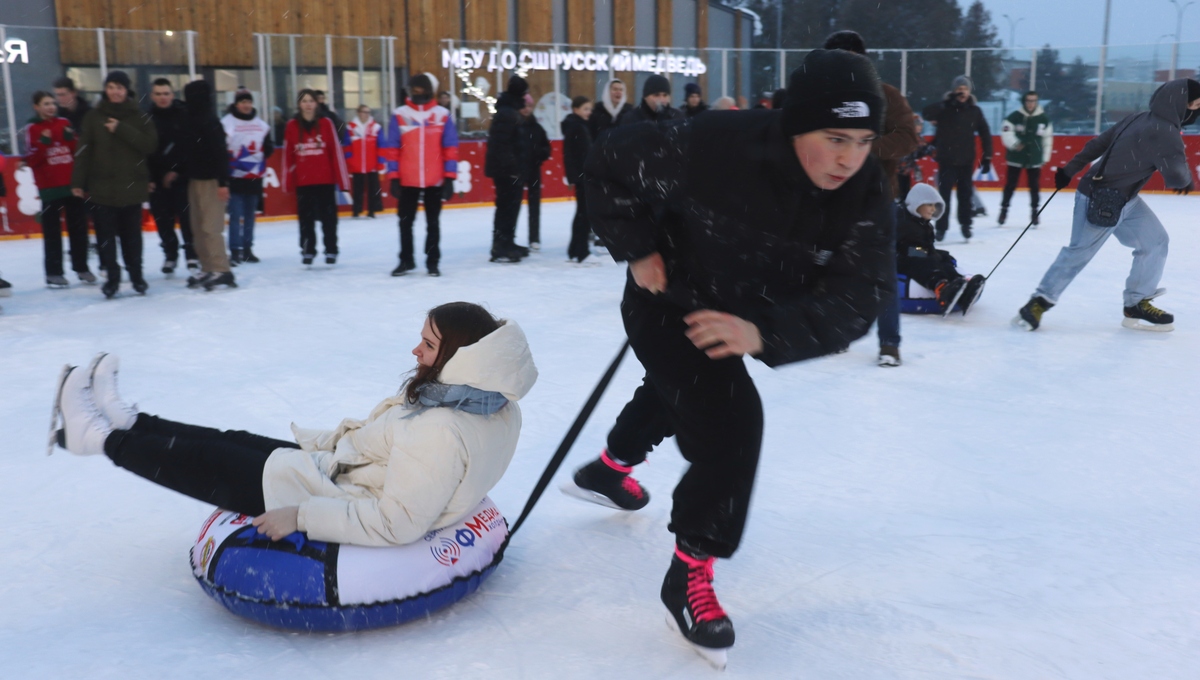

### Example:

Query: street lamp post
xmin=1168 ymin=0 xmax=1195 ymax=81
xmin=1154 ymin=33 xmax=1175 ymax=82
xmin=1002 ymin=14 xmax=1025 ymax=52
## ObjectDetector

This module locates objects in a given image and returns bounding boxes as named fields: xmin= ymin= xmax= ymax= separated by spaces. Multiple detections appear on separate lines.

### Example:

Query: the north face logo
xmin=832 ymin=101 xmax=869 ymax=118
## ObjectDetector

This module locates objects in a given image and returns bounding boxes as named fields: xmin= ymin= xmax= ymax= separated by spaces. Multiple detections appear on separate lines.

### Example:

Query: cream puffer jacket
xmin=261 ymin=321 xmax=538 ymax=546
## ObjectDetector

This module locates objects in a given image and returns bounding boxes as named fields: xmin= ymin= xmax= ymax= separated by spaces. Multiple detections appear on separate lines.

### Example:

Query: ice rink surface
xmin=1 ymin=191 xmax=1198 ymax=679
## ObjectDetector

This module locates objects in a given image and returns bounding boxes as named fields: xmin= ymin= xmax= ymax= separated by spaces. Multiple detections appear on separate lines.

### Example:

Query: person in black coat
xmin=567 ymin=50 xmax=894 ymax=655
xmin=147 ymin=78 xmax=196 ymax=273
xmin=922 ymin=75 xmax=993 ymax=241
xmin=560 ymin=96 xmax=593 ymax=262
xmin=590 ymin=78 xmax=634 ymax=138
xmin=53 ymin=76 xmax=92 ymax=132
xmin=683 ymin=83 xmax=709 ymax=118
xmin=517 ymin=97 xmax=552 ymax=249
xmin=619 ymin=75 xmax=684 ymax=126
xmin=485 ymin=76 xmax=531 ymax=262
xmin=181 ymin=79 xmax=234 ymax=288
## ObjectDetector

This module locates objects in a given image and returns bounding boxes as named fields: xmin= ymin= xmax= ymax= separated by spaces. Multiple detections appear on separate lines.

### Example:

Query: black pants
xmin=104 ymin=413 xmax=299 ymax=516
xmin=351 ymin=172 xmax=382 ymax=217
xmin=898 ymin=250 xmax=961 ymax=290
xmin=492 ymin=176 xmax=523 ymax=249
xmin=606 ymin=283 xmax=763 ymax=558
xmin=94 ymin=203 xmax=145 ymax=284
xmin=936 ymin=163 xmax=975 ymax=235
xmin=568 ymin=184 xmax=590 ymax=261
xmin=149 ymin=180 xmax=195 ymax=262
xmin=897 ymin=173 xmax=913 ymax=202
xmin=523 ymin=175 xmax=542 ymax=244
xmin=397 ymin=184 xmax=443 ymax=269
xmin=40 ymin=196 xmax=91 ymax=277
xmin=296 ymin=184 xmax=338 ymax=256
xmin=1001 ymin=166 xmax=1042 ymax=210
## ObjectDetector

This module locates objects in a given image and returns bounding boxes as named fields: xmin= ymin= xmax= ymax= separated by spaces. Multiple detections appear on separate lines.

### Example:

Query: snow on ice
xmin=1 ymin=193 xmax=1198 ymax=678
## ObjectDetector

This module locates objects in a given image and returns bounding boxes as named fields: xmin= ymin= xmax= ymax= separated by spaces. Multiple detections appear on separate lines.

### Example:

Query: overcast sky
xmin=981 ymin=0 xmax=1196 ymax=48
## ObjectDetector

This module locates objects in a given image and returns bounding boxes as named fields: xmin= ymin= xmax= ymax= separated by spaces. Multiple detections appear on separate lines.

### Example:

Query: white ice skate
xmin=666 ymin=613 xmax=729 ymax=670
xmin=89 ymin=353 xmax=138 ymax=430
xmin=47 ymin=364 xmax=71 ymax=456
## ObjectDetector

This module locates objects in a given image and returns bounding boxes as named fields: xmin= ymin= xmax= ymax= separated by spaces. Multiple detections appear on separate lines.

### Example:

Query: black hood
xmin=496 ymin=90 xmax=525 ymax=112
xmin=183 ymin=80 xmax=214 ymax=116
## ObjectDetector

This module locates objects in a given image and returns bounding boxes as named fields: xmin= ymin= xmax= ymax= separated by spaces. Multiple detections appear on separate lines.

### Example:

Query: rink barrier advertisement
xmin=2 ymin=135 xmax=1197 ymax=239
xmin=190 ymin=496 xmax=507 ymax=631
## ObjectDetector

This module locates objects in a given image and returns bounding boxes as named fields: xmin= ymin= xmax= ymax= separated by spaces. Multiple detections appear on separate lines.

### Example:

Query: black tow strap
xmin=985 ymin=188 xmax=1060 ymax=280
xmin=495 ymin=340 xmax=630 ymax=558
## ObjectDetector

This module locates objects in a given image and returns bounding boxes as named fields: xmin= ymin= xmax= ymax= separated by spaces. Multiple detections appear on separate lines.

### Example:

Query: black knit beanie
xmin=104 ymin=70 xmax=132 ymax=91
xmin=643 ymin=75 xmax=671 ymax=98
xmin=506 ymin=76 xmax=529 ymax=97
xmin=234 ymin=88 xmax=254 ymax=104
xmin=782 ymin=49 xmax=883 ymax=137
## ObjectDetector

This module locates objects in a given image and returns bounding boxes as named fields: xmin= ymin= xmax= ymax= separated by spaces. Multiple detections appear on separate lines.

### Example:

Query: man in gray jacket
xmin=1015 ymin=79 xmax=1199 ymax=332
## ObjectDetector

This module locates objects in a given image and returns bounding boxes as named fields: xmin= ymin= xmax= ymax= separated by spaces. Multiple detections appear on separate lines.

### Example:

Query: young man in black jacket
xmin=517 ymin=97 xmax=551 ymax=250
xmin=620 ymin=75 xmax=684 ymax=126
xmin=922 ymin=75 xmax=993 ymax=241
xmin=485 ymin=76 xmax=532 ymax=262
xmin=589 ymin=78 xmax=634 ymax=137
xmin=181 ymin=80 xmax=235 ymax=290
xmin=561 ymin=96 xmax=593 ymax=262
xmin=566 ymin=50 xmax=894 ymax=665
xmin=147 ymin=79 xmax=196 ymax=275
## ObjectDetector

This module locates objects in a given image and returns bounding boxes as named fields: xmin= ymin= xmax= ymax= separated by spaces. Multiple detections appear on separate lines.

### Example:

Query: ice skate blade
xmin=559 ymin=480 xmax=625 ymax=511
xmin=48 ymin=365 xmax=72 ymax=456
xmin=665 ymin=613 xmax=728 ymax=670
xmin=1012 ymin=315 xmax=1036 ymax=331
xmin=877 ymin=356 xmax=900 ymax=367
xmin=1122 ymin=318 xmax=1173 ymax=332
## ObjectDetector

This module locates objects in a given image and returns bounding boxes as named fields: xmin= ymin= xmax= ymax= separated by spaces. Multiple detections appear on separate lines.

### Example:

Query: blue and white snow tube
xmin=897 ymin=273 xmax=943 ymax=314
xmin=191 ymin=497 xmax=507 ymax=631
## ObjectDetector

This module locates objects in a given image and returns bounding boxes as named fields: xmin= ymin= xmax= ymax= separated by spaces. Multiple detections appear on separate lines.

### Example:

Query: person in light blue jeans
xmin=1015 ymin=78 xmax=1198 ymax=332
xmin=1034 ymin=192 xmax=1168 ymax=309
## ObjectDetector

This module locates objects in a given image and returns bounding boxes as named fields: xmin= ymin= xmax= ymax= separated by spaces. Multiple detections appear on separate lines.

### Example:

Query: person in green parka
xmin=71 ymin=70 xmax=158 ymax=299
xmin=998 ymin=91 xmax=1053 ymax=227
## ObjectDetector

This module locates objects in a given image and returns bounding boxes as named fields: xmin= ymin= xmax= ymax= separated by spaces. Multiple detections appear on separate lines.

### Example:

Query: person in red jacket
xmin=379 ymin=73 xmax=458 ymax=277
xmin=346 ymin=105 xmax=383 ymax=219
xmin=22 ymin=90 xmax=95 ymax=287
xmin=282 ymin=89 xmax=351 ymax=265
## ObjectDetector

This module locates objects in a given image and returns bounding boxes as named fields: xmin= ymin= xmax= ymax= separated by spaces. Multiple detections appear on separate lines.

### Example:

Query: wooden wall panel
xmin=566 ymin=0 xmax=596 ymax=99
xmin=612 ymin=0 xmax=635 ymax=85
xmin=406 ymin=0 xmax=460 ymax=80
xmin=656 ymin=0 xmax=670 ymax=49
xmin=696 ymin=1 xmax=708 ymax=96
xmin=518 ymin=0 xmax=554 ymax=100
xmin=464 ymin=0 xmax=508 ymax=43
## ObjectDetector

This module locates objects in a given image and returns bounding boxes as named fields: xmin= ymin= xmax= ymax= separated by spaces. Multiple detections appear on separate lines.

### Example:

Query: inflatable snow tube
xmin=190 ymin=497 xmax=507 ymax=631
xmin=898 ymin=273 xmax=944 ymax=314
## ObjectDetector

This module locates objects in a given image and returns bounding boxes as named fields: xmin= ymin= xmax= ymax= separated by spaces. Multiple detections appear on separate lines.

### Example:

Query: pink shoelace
xmin=675 ymin=547 xmax=728 ymax=622
xmin=601 ymin=450 xmax=645 ymax=499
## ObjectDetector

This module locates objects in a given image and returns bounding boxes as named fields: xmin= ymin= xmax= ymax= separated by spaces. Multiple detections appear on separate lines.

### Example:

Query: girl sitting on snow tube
xmin=52 ymin=301 xmax=538 ymax=548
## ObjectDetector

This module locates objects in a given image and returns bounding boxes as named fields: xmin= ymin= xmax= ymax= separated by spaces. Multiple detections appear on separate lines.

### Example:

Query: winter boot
xmin=203 ymin=272 xmax=237 ymax=291
xmin=243 ymin=246 xmax=260 ymax=263
xmin=89 ymin=353 xmax=138 ymax=430
xmin=998 ymin=204 xmax=1008 ymax=225
xmin=1013 ymin=295 xmax=1054 ymax=331
xmin=55 ymin=364 xmax=113 ymax=456
xmin=962 ymin=223 xmax=973 ymax=241
xmin=101 ymin=279 xmax=120 ymax=299
xmin=186 ymin=258 xmax=201 ymax=272
xmin=325 ymin=254 xmax=337 ymax=265
xmin=1031 ymin=206 xmax=1040 ymax=227
xmin=935 ymin=277 xmax=967 ymax=316
xmin=562 ymin=450 xmax=650 ymax=510
xmin=878 ymin=345 xmax=901 ymax=367
xmin=934 ymin=227 xmax=946 ymax=242
xmin=229 ymin=249 xmax=244 ymax=267
xmin=662 ymin=541 xmax=735 ymax=669
xmin=391 ymin=260 xmax=416 ymax=276
xmin=302 ymin=254 xmax=315 ymax=266
xmin=131 ymin=278 xmax=149 ymax=295
xmin=958 ymin=275 xmax=987 ymax=316
xmin=1122 ymin=296 xmax=1174 ymax=332
xmin=46 ymin=275 xmax=70 ymax=289
xmin=428 ymin=264 xmax=441 ymax=277
xmin=490 ymin=244 xmax=524 ymax=263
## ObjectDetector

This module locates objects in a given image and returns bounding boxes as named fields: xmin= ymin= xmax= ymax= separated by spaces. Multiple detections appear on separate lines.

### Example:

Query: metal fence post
xmin=325 ymin=34 xmax=335 ymax=112
xmin=256 ymin=34 xmax=269 ymax=120
xmin=0 ymin=25 xmax=19 ymax=155
xmin=357 ymin=37 xmax=365 ymax=110
xmin=388 ymin=36 xmax=396 ymax=114
xmin=900 ymin=49 xmax=908 ymax=97
xmin=1029 ymin=48 xmax=1037 ymax=91
xmin=1095 ymin=0 xmax=1111 ymax=133
xmin=186 ymin=31 xmax=197 ymax=81
xmin=97 ymin=28 xmax=107 ymax=79
xmin=289 ymin=35 xmax=298 ymax=102
xmin=779 ymin=49 xmax=786 ymax=89
xmin=964 ymin=48 xmax=972 ymax=78
xmin=722 ymin=49 xmax=728 ymax=97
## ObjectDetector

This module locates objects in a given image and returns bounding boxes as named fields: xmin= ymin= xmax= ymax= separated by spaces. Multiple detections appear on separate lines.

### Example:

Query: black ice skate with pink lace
xmin=662 ymin=543 xmax=735 ymax=669
xmin=560 ymin=450 xmax=650 ymax=510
